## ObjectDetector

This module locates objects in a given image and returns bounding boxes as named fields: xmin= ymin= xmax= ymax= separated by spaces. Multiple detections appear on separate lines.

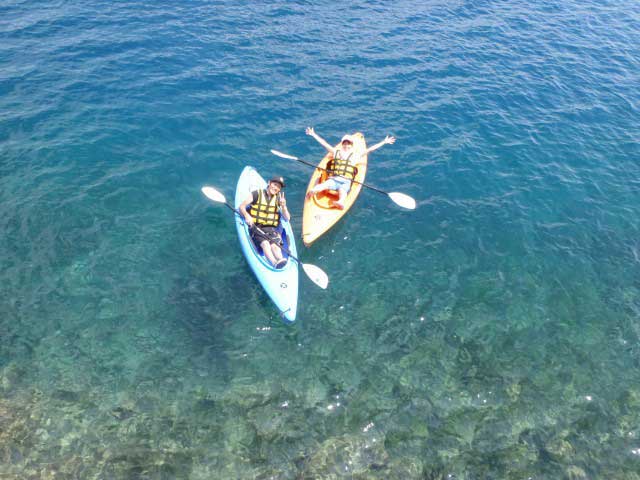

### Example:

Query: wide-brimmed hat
xmin=269 ymin=176 xmax=285 ymax=188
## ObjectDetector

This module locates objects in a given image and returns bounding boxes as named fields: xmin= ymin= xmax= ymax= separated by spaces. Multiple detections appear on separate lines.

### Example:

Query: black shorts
xmin=250 ymin=225 xmax=282 ymax=247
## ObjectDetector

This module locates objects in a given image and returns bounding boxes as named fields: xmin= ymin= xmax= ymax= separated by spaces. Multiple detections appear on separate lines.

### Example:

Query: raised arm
xmin=278 ymin=192 xmax=291 ymax=222
xmin=366 ymin=135 xmax=396 ymax=154
xmin=306 ymin=127 xmax=335 ymax=153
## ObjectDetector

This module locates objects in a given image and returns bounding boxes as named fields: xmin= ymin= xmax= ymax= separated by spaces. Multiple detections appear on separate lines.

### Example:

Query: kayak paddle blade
xmin=302 ymin=263 xmax=329 ymax=289
xmin=270 ymin=149 xmax=298 ymax=161
xmin=201 ymin=186 xmax=227 ymax=204
xmin=389 ymin=192 xmax=416 ymax=210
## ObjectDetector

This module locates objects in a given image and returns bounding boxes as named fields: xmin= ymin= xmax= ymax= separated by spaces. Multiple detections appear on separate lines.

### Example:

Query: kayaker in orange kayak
xmin=239 ymin=176 xmax=290 ymax=269
xmin=305 ymin=127 xmax=396 ymax=209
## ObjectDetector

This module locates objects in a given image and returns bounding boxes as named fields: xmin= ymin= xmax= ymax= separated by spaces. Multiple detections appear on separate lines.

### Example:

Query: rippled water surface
xmin=2 ymin=0 xmax=640 ymax=478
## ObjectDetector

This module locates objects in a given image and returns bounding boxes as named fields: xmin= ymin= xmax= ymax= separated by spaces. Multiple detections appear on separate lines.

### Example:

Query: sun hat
xmin=341 ymin=134 xmax=354 ymax=145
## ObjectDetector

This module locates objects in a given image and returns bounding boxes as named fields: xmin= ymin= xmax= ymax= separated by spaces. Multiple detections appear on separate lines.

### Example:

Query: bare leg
xmin=337 ymin=189 xmax=347 ymax=207
xmin=261 ymin=240 xmax=278 ymax=266
xmin=331 ymin=188 xmax=347 ymax=209
xmin=306 ymin=179 xmax=333 ymax=199
xmin=271 ymin=244 xmax=284 ymax=262
xmin=306 ymin=185 xmax=319 ymax=200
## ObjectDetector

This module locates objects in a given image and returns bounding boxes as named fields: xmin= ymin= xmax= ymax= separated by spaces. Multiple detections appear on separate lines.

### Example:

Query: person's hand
xmin=385 ymin=135 xmax=396 ymax=145
xmin=245 ymin=216 xmax=255 ymax=228
xmin=305 ymin=127 xmax=315 ymax=136
xmin=279 ymin=194 xmax=287 ymax=208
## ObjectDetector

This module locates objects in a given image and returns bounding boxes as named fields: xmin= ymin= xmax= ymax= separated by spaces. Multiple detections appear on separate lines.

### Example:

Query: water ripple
xmin=2 ymin=0 xmax=640 ymax=478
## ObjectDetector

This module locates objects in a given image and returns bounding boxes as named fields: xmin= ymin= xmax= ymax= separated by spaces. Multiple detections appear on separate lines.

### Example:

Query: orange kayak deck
xmin=302 ymin=132 xmax=367 ymax=246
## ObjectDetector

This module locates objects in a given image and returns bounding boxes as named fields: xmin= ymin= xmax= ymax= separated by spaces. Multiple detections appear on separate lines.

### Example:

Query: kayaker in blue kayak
xmin=305 ymin=127 xmax=396 ymax=209
xmin=239 ymin=176 xmax=290 ymax=269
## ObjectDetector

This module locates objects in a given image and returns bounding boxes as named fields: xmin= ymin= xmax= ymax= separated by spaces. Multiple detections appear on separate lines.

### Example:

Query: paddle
xmin=270 ymin=149 xmax=417 ymax=210
xmin=201 ymin=186 xmax=329 ymax=289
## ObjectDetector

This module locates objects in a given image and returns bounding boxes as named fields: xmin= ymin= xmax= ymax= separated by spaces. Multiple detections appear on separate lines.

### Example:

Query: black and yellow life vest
xmin=250 ymin=189 xmax=280 ymax=228
xmin=328 ymin=150 xmax=357 ymax=180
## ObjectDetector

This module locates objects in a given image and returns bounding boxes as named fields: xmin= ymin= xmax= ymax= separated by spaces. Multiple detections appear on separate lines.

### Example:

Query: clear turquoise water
xmin=2 ymin=1 xmax=640 ymax=478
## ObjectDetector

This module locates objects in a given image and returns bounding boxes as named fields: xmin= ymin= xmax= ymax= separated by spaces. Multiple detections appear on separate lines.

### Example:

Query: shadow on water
xmin=165 ymin=273 xmax=238 ymax=382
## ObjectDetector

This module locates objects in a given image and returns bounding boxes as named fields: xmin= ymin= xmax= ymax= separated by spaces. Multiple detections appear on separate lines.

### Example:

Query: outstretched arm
xmin=306 ymin=127 xmax=335 ymax=153
xmin=366 ymin=135 xmax=396 ymax=154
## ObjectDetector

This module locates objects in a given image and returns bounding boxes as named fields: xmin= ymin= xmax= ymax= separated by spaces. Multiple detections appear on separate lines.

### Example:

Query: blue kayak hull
xmin=234 ymin=166 xmax=298 ymax=322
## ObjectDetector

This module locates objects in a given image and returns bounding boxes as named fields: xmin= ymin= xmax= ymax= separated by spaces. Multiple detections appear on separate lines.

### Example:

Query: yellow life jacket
xmin=328 ymin=150 xmax=357 ymax=180
xmin=249 ymin=189 xmax=280 ymax=228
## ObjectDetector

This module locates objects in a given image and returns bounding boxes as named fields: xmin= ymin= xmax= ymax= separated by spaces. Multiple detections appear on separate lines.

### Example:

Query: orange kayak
xmin=302 ymin=132 xmax=367 ymax=246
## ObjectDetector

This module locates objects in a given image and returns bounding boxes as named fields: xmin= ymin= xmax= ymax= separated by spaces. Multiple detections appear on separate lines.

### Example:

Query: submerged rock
xmin=51 ymin=389 xmax=81 ymax=403
xmin=566 ymin=465 xmax=587 ymax=480
xmin=221 ymin=416 xmax=256 ymax=457
xmin=507 ymin=382 xmax=521 ymax=402
xmin=109 ymin=406 xmax=135 ymax=421
xmin=545 ymin=437 xmax=574 ymax=462
xmin=221 ymin=380 xmax=277 ymax=410
xmin=302 ymin=378 xmax=329 ymax=408
xmin=301 ymin=434 xmax=389 ymax=477
xmin=249 ymin=403 xmax=286 ymax=441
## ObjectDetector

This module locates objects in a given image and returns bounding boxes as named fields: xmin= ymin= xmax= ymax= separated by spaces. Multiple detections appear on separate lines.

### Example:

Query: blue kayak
xmin=234 ymin=166 xmax=298 ymax=322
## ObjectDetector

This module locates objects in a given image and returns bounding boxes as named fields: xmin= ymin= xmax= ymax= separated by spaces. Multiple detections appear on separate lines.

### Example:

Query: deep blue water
xmin=2 ymin=0 xmax=640 ymax=478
